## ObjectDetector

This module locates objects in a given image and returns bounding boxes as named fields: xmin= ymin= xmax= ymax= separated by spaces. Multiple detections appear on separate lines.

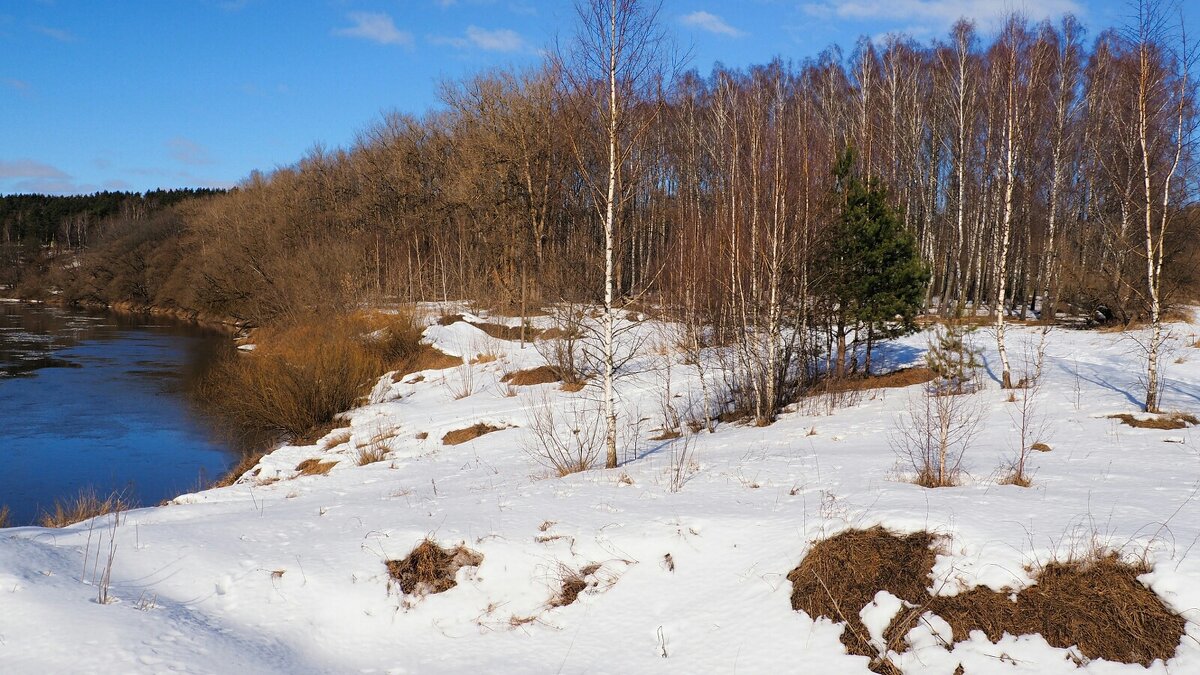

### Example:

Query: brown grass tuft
xmin=502 ymin=365 xmax=562 ymax=386
xmin=551 ymin=563 xmax=602 ymax=607
xmin=394 ymin=344 xmax=463 ymax=379
xmin=0 ymin=505 xmax=10 ymax=528
xmin=560 ymin=382 xmax=586 ymax=393
xmin=295 ymin=458 xmax=337 ymax=476
xmin=385 ymin=539 xmax=483 ymax=595
xmin=787 ymin=526 xmax=938 ymax=671
xmin=38 ymin=488 xmax=131 ymax=528
xmin=212 ymin=450 xmax=268 ymax=488
xmin=787 ymin=528 xmax=1185 ymax=671
xmin=322 ymin=429 xmax=352 ymax=449
xmin=442 ymin=423 xmax=504 ymax=446
xmin=812 ymin=367 xmax=937 ymax=396
xmin=1109 ymin=412 xmax=1198 ymax=430
xmin=1031 ymin=442 xmax=1052 ymax=452
xmin=890 ymin=554 xmax=1184 ymax=667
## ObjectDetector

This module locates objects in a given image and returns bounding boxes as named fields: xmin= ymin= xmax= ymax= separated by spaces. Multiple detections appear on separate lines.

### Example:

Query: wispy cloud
xmin=466 ymin=26 xmax=525 ymax=51
xmin=167 ymin=137 xmax=215 ymax=166
xmin=801 ymin=0 xmax=1084 ymax=31
xmin=0 ymin=159 xmax=69 ymax=180
xmin=33 ymin=25 xmax=74 ymax=42
xmin=432 ymin=25 xmax=528 ymax=52
xmin=680 ymin=11 xmax=745 ymax=37
xmin=2 ymin=78 xmax=29 ymax=92
xmin=333 ymin=12 xmax=413 ymax=47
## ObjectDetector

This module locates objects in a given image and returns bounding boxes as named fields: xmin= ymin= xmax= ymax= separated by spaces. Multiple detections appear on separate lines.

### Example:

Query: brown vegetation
xmin=0 ymin=505 xmax=10 ymax=528
xmin=811 ymin=367 xmax=937 ymax=396
xmin=1109 ymin=412 xmax=1198 ymax=430
xmin=442 ymin=423 xmax=504 ymax=446
xmin=211 ymin=450 xmax=268 ymax=488
xmin=38 ymin=488 xmax=131 ymax=528
xmin=386 ymin=539 xmax=483 ymax=595
xmin=295 ymin=459 xmax=337 ymax=476
xmin=551 ymin=563 xmax=602 ymax=607
xmin=199 ymin=312 xmax=422 ymax=442
xmin=502 ymin=365 xmax=562 ymax=386
xmin=787 ymin=528 xmax=1184 ymax=672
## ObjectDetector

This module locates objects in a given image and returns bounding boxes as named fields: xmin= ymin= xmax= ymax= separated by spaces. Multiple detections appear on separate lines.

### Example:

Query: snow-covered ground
xmin=2 ymin=309 xmax=1199 ymax=674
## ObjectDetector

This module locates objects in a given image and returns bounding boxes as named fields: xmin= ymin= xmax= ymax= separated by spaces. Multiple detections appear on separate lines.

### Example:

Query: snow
xmin=2 ymin=310 xmax=1200 ymax=673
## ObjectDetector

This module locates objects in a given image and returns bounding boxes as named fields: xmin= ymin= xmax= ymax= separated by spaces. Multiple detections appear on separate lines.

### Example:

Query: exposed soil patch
xmin=810 ymin=367 xmax=937 ymax=396
xmin=787 ymin=528 xmax=1185 ymax=672
xmin=442 ymin=423 xmax=504 ymax=446
xmin=386 ymin=539 xmax=483 ymax=595
xmin=1108 ymin=412 xmax=1198 ymax=430
xmin=502 ymin=365 xmax=562 ymax=386
xmin=295 ymin=458 xmax=337 ymax=476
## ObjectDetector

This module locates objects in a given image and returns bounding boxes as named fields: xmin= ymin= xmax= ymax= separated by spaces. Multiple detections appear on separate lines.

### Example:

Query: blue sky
xmin=0 ymin=0 xmax=1186 ymax=195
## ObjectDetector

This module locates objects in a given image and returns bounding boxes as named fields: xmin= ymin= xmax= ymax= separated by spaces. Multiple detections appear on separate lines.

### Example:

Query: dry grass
xmin=1031 ymin=441 xmax=1052 ymax=452
xmin=1109 ymin=412 xmax=1198 ymax=430
xmin=0 ymin=505 xmax=10 ymax=528
xmin=295 ymin=458 xmax=337 ymax=476
xmin=551 ymin=563 xmax=602 ymax=607
xmin=199 ymin=312 xmax=422 ymax=442
xmin=788 ymin=527 xmax=938 ymax=673
xmin=502 ymin=365 xmax=562 ymax=386
xmin=356 ymin=426 xmax=396 ymax=465
xmin=787 ymin=528 xmax=1185 ymax=672
xmin=212 ymin=450 xmax=268 ymax=488
xmin=322 ymin=429 xmax=353 ymax=450
xmin=442 ymin=423 xmax=504 ymax=446
xmin=38 ymin=488 xmax=131 ymax=528
xmin=560 ymin=382 xmax=586 ymax=393
xmin=812 ymin=367 xmax=937 ymax=396
xmin=386 ymin=539 xmax=483 ymax=595
xmin=392 ymin=344 xmax=463 ymax=381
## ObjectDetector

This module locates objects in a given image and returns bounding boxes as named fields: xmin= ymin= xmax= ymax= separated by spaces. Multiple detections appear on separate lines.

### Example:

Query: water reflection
xmin=0 ymin=303 xmax=239 ymax=525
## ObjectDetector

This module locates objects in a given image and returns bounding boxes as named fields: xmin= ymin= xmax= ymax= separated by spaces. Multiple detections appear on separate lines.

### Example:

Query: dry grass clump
xmin=356 ymin=427 xmax=396 ymax=465
xmin=385 ymin=539 xmax=483 ymax=595
xmin=442 ymin=422 xmax=504 ymax=446
xmin=502 ymin=365 xmax=562 ymax=386
xmin=1108 ymin=412 xmax=1198 ymax=430
xmin=323 ymin=429 xmax=352 ymax=450
xmin=200 ymin=312 xmax=422 ymax=442
xmin=0 ymin=505 xmax=10 ymax=528
xmin=891 ymin=554 xmax=1184 ymax=667
xmin=295 ymin=458 xmax=337 ymax=476
xmin=38 ymin=488 xmax=132 ymax=528
xmin=787 ymin=528 xmax=1185 ymax=671
xmin=392 ymin=344 xmax=463 ymax=381
xmin=1031 ymin=442 xmax=1052 ymax=452
xmin=211 ymin=450 xmax=268 ymax=487
xmin=787 ymin=527 xmax=939 ymax=671
xmin=551 ymin=563 xmax=602 ymax=607
xmin=813 ymin=367 xmax=937 ymax=395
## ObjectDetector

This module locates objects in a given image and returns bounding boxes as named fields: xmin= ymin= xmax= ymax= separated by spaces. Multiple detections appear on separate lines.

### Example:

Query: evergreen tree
xmin=829 ymin=147 xmax=930 ymax=374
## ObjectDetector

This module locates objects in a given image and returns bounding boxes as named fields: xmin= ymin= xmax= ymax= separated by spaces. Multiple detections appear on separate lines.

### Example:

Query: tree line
xmin=21 ymin=1 xmax=1199 ymax=420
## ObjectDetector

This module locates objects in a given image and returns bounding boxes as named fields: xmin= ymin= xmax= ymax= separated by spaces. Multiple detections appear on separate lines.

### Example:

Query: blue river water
xmin=0 ymin=302 xmax=238 ymax=525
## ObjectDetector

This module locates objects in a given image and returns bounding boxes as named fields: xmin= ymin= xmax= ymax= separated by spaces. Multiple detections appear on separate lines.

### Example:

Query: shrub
xmin=38 ymin=488 xmax=131 ymax=528
xmin=199 ymin=312 xmax=422 ymax=441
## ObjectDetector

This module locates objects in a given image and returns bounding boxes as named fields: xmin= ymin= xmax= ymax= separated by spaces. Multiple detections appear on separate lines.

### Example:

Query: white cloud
xmin=33 ymin=25 xmax=74 ymax=42
xmin=2 ymin=78 xmax=29 ymax=91
xmin=801 ymin=0 xmax=1085 ymax=31
xmin=466 ymin=25 xmax=525 ymax=51
xmin=167 ymin=137 xmax=215 ymax=166
xmin=0 ymin=159 xmax=69 ymax=180
xmin=680 ymin=11 xmax=745 ymax=38
xmin=333 ymin=12 xmax=413 ymax=46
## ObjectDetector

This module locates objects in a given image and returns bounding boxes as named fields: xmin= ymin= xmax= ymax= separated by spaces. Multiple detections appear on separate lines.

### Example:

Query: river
xmin=0 ymin=302 xmax=238 ymax=526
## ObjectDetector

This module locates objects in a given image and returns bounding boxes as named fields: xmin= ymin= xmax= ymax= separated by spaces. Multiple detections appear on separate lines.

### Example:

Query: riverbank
xmin=1 ymin=309 xmax=1198 ymax=672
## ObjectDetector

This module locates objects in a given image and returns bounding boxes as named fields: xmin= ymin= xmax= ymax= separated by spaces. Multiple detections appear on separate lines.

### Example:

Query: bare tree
xmin=559 ymin=0 xmax=666 ymax=467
